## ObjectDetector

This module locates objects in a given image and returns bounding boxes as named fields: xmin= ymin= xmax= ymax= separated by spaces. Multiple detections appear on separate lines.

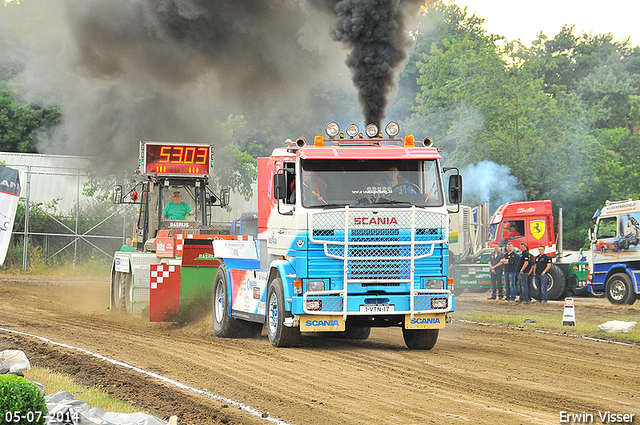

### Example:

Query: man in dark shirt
xmin=501 ymin=242 xmax=519 ymax=301
xmin=516 ymin=242 xmax=534 ymax=304
xmin=487 ymin=243 xmax=504 ymax=300
xmin=533 ymin=245 xmax=552 ymax=303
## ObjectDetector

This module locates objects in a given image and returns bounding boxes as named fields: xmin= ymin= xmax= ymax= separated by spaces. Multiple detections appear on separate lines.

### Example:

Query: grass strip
xmin=453 ymin=310 xmax=640 ymax=342
xmin=23 ymin=366 xmax=138 ymax=413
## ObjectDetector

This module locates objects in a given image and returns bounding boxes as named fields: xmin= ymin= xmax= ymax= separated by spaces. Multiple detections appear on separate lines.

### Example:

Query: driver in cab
xmin=162 ymin=191 xmax=193 ymax=221
xmin=373 ymin=166 xmax=417 ymax=194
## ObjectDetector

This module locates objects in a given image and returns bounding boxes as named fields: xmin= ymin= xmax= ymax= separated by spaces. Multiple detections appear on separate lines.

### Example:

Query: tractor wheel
xmin=266 ymin=278 xmax=300 ymax=347
xmin=110 ymin=271 xmax=127 ymax=312
xmin=124 ymin=272 xmax=134 ymax=314
xmin=212 ymin=264 xmax=263 ymax=337
xmin=402 ymin=328 xmax=439 ymax=350
xmin=606 ymin=273 xmax=637 ymax=305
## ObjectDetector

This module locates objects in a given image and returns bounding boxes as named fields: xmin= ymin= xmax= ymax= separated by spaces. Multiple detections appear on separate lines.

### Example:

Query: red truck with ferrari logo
xmin=450 ymin=200 xmax=589 ymax=300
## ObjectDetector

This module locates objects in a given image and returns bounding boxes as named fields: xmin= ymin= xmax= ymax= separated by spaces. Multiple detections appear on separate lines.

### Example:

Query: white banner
xmin=0 ymin=165 xmax=21 ymax=265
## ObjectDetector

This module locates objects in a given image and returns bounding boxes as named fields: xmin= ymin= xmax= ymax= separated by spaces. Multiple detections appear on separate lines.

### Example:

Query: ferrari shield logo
xmin=530 ymin=220 xmax=545 ymax=240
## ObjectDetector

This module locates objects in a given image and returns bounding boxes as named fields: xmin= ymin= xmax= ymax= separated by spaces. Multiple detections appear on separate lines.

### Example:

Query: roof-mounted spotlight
xmin=296 ymin=137 xmax=307 ymax=147
xmin=346 ymin=124 xmax=359 ymax=138
xmin=365 ymin=123 xmax=378 ymax=138
xmin=423 ymin=137 xmax=434 ymax=147
xmin=325 ymin=122 xmax=340 ymax=138
xmin=385 ymin=122 xmax=399 ymax=137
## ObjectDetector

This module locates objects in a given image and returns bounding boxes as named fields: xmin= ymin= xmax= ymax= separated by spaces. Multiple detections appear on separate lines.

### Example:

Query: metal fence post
xmin=22 ymin=165 xmax=31 ymax=271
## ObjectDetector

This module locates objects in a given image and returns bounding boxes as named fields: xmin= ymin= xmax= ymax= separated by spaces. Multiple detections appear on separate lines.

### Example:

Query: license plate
xmin=360 ymin=305 xmax=394 ymax=313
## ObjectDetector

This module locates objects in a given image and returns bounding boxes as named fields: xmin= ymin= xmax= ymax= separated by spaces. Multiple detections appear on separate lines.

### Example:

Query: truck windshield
xmin=300 ymin=159 xmax=443 ymax=208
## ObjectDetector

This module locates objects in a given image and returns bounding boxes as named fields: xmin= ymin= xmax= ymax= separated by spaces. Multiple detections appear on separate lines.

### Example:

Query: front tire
xmin=212 ymin=264 xmax=263 ymax=338
xmin=266 ymin=278 xmax=300 ymax=347
xmin=606 ymin=272 xmax=637 ymax=305
xmin=402 ymin=328 xmax=438 ymax=350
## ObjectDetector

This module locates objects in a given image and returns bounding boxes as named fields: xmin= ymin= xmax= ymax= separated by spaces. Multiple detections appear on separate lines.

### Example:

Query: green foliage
xmin=214 ymin=115 xmax=259 ymax=201
xmin=0 ymin=83 xmax=62 ymax=153
xmin=0 ymin=374 xmax=47 ymax=425
xmin=214 ymin=142 xmax=257 ymax=201
xmin=397 ymin=3 xmax=640 ymax=249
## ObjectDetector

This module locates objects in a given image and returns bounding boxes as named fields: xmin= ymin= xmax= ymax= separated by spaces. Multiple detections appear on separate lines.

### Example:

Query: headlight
xmin=325 ymin=122 xmax=340 ymax=138
xmin=306 ymin=280 xmax=326 ymax=292
xmin=346 ymin=124 xmax=359 ymax=138
xmin=365 ymin=123 xmax=378 ymax=138
xmin=385 ymin=122 xmax=399 ymax=137
xmin=431 ymin=298 xmax=448 ymax=309
xmin=425 ymin=279 xmax=445 ymax=289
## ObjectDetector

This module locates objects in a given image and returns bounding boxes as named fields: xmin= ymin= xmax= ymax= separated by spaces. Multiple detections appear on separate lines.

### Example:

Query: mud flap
xmin=300 ymin=315 xmax=345 ymax=332
xmin=404 ymin=313 xmax=446 ymax=329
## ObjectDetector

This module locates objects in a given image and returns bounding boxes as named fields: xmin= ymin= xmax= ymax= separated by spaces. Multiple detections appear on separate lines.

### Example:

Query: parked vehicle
xmin=450 ymin=200 xmax=589 ymax=300
xmin=589 ymin=199 xmax=640 ymax=304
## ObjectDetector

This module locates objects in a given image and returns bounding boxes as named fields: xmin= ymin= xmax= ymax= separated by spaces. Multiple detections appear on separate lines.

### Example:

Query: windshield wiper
xmin=369 ymin=199 xmax=414 ymax=206
xmin=320 ymin=203 xmax=352 ymax=209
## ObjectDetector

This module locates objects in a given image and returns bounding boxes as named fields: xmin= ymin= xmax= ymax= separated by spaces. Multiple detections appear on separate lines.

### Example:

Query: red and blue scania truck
xmin=111 ymin=122 xmax=462 ymax=349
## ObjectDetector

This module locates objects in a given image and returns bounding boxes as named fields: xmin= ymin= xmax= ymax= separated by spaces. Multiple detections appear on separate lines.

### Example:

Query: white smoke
xmin=461 ymin=160 xmax=522 ymax=210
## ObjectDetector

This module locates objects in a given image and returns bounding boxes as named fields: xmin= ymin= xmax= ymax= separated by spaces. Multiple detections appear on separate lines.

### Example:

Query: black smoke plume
xmin=310 ymin=0 xmax=423 ymax=127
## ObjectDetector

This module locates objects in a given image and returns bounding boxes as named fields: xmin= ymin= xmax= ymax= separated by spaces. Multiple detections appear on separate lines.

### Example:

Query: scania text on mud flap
xmin=589 ymin=199 xmax=640 ymax=305
xmin=110 ymin=140 xmax=235 ymax=320
xmin=211 ymin=122 xmax=462 ymax=349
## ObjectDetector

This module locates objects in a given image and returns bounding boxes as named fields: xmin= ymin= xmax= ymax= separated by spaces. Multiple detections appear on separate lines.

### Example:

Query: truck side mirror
xmin=273 ymin=172 xmax=287 ymax=200
xmin=448 ymin=174 xmax=462 ymax=204
xmin=112 ymin=185 xmax=123 ymax=204
xmin=220 ymin=188 xmax=230 ymax=207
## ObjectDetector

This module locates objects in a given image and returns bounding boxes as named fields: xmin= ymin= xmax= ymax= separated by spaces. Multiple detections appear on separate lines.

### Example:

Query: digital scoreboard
xmin=140 ymin=141 xmax=213 ymax=177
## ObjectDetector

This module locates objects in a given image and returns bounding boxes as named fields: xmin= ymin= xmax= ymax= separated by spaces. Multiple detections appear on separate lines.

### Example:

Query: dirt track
xmin=1 ymin=275 xmax=639 ymax=425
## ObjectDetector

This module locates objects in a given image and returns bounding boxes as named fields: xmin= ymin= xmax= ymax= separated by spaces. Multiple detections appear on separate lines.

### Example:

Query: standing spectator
xmin=516 ymin=242 xmax=534 ymax=304
xmin=501 ymin=242 xmax=519 ymax=301
xmin=533 ymin=246 xmax=552 ymax=303
xmin=487 ymin=243 xmax=504 ymax=299
xmin=120 ymin=238 xmax=136 ymax=252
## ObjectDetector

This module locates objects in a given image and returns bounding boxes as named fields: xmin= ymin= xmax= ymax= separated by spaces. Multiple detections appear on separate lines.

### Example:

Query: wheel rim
xmin=268 ymin=291 xmax=278 ymax=335
xmin=609 ymin=280 xmax=626 ymax=301
xmin=214 ymin=281 xmax=224 ymax=323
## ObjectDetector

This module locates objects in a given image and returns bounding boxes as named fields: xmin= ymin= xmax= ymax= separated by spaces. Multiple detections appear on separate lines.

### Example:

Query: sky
xmin=453 ymin=0 xmax=640 ymax=46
